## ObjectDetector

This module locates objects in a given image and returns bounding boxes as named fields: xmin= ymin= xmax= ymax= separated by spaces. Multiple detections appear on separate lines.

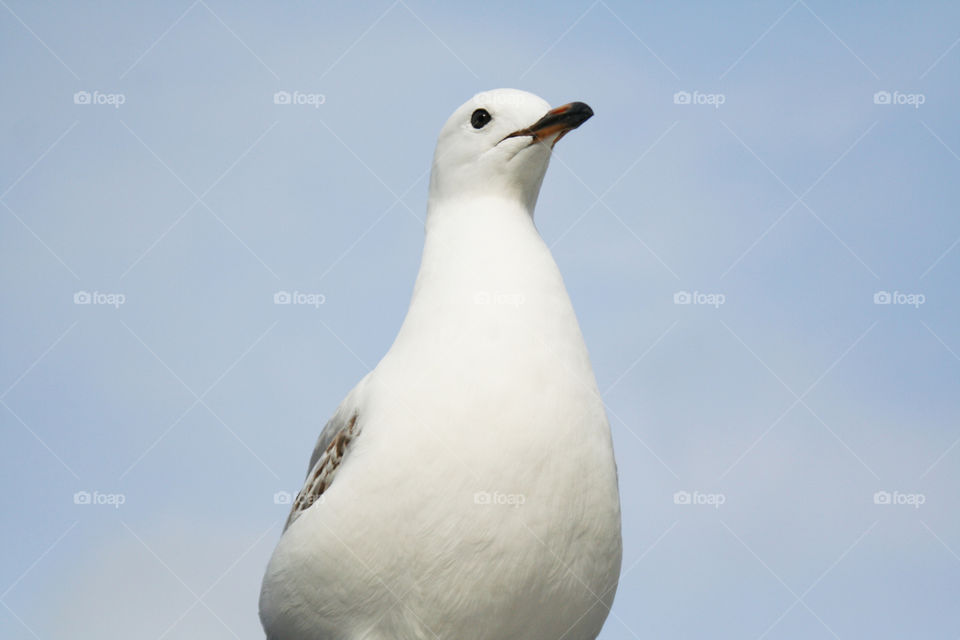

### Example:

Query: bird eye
xmin=471 ymin=108 xmax=492 ymax=129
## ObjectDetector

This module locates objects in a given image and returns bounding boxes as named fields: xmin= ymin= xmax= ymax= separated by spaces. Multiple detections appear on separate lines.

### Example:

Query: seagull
xmin=260 ymin=88 xmax=622 ymax=640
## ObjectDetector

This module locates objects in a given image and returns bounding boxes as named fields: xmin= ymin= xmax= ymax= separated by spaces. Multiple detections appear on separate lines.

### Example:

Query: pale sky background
xmin=2 ymin=1 xmax=959 ymax=638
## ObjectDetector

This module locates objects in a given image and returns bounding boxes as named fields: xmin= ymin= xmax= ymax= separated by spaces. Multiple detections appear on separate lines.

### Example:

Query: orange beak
xmin=501 ymin=101 xmax=594 ymax=147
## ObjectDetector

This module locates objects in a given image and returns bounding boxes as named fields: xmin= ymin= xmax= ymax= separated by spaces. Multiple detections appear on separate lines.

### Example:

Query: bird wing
xmin=284 ymin=379 xmax=367 ymax=531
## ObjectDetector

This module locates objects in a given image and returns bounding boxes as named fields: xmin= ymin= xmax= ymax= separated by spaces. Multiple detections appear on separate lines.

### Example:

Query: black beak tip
xmin=571 ymin=101 xmax=594 ymax=121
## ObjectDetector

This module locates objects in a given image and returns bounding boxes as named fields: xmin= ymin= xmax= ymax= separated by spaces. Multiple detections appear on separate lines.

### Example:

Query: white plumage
xmin=260 ymin=88 xmax=622 ymax=640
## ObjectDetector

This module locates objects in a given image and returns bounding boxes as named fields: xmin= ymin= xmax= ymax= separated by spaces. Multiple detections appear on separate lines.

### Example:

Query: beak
xmin=501 ymin=101 xmax=594 ymax=147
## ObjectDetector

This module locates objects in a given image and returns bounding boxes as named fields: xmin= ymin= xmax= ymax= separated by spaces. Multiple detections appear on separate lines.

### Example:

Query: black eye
xmin=471 ymin=108 xmax=492 ymax=129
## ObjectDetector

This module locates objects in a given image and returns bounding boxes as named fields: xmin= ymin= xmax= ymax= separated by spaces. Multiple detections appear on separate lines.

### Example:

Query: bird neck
xmin=392 ymin=195 xmax=580 ymax=348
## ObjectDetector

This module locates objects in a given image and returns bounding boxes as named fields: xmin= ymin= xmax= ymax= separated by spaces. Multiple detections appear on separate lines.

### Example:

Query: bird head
xmin=428 ymin=88 xmax=593 ymax=211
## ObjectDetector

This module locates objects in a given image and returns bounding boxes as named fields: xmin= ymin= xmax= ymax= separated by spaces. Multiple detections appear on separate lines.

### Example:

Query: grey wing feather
xmin=284 ymin=380 xmax=367 ymax=531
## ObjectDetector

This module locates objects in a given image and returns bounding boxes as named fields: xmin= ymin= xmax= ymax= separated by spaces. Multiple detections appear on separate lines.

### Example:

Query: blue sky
xmin=2 ymin=1 xmax=959 ymax=638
